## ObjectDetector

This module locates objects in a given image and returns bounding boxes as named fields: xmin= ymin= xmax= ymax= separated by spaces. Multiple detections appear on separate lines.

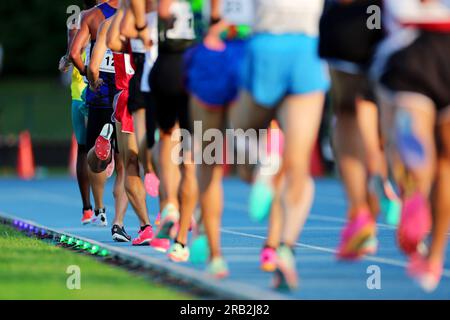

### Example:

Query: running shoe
xmin=407 ymin=253 xmax=443 ymax=293
xmin=369 ymin=175 xmax=401 ymax=226
xmin=154 ymin=212 xmax=161 ymax=226
xmin=144 ymin=172 xmax=160 ymax=197
xmin=273 ymin=245 xmax=298 ymax=290
xmin=207 ymin=256 xmax=229 ymax=279
xmin=111 ymin=224 xmax=131 ymax=242
xmin=168 ymin=242 xmax=190 ymax=262
xmin=155 ymin=203 xmax=180 ymax=240
xmin=397 ymin=192 xmax=431 ymax=255
xmin=81 ymin=208 xmax=94 ymax=225
xmin=396 ymin=109 xmax=426 ymax=169
xmin=336 ymin=208 xmax=375 ymax=260
xmin=260 ymin=246 xmax=277 ymax=272
xmin=150 ymin=238 xmax=170 ymax=252
xmin=92 ymin=208 xmax=108 ymax=227
xmin=359 ymin=235 xmax=379 ymax=256
xmin=132 ymin=225 xmax=153 ymax=246
xmin=95 ymin=123 xmax=113 ymax=161
xmin=105 ymin=156 xmax=115 ymax=179
xmin=189 ymin=234 xmax=210 ymax=265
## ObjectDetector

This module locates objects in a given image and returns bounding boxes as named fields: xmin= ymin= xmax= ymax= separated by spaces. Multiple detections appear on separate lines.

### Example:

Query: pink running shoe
xmin=81 ymin=209 xmax=94 ymax=225
xmin=105 ymin=156 xmax=115 ymax=178
xmin=150 ymin=238 xmax=170 ymax=252
xmin=144 ymin=172 xmax=160 ymax=197
xmin=132 ymin=225 xmax=153 ymax=246
xmin=407 ymin=253 xmax=443 ymax=292
xmin=260 ymin=246 xmax=277 ymax=272
xmin=95 ymin=123 xmax=113 ymax=161
xmin=397 ymin=192 xmax=431 ymax=255
xmin=154 ymin=212 xmax=161 ymax=226
xmin=337 ymin=209 xmax=375 ymax=260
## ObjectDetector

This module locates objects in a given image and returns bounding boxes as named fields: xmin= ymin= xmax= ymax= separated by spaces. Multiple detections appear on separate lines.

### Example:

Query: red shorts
xmin=113 ymin=90 xmax=134 ymax=133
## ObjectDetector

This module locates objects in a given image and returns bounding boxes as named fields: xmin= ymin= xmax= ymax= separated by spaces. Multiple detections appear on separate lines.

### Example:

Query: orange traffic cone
xmin=69 ymin=134 xmax=77 ymax=178
xmin=17 ymin=130 xmax=35 ymax=180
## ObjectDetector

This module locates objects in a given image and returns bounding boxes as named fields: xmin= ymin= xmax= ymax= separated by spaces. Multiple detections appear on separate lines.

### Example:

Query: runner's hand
xmin=58 ymin=55 xmax=71 ymax=73
xmin=90 ymin=78 xmax=103 ymax=92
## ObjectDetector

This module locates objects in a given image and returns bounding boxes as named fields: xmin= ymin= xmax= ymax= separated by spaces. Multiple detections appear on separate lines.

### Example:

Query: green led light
xmin=75 ymin=240 xmax=84 ymax=247
xmin=82 ymin=242 xmax=91 ymax=250
xmin=67 ymin=237 xmax=74 ymax=245
xmin=60 ymin=235 xmax=67 ymax=243
xmin=99 ymin=249 xmax=109 ymax=257
xmin=90 ymin=245 xmax=99 ymax=254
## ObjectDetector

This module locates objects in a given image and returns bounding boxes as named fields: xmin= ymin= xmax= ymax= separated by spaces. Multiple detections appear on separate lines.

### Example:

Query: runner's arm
xmin=87 ymin=19 xmax=112 ymax=91
xmin=107 ymin=10 xmax=127 ymax=52
xmin=69 ymin=13 xmax=91 ymax=76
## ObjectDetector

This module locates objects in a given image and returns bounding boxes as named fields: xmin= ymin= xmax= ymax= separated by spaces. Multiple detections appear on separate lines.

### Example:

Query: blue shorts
xmin=241 ymin=33 xmax=330 ymax=108
xmin=71 ymin=99 xmax=87 ymax=145
xmin=185 ymin=40 xmax=246 ymax=108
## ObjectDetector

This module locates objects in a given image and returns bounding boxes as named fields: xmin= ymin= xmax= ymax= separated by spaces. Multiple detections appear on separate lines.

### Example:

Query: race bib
xmin=222 ymin=0 xmax=254 ymax=25
xmin=99 ymin=49 xmax=115 ymax=73
xmin=166 ymin=1 xmax=195 ymax=40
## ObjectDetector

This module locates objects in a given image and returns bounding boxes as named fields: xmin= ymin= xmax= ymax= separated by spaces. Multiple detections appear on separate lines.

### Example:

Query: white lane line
xmin=220 ymin=228 xmax=450 ymax=278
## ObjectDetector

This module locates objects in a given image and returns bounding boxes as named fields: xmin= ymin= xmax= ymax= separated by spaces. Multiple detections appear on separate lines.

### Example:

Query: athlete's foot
xmin=132 ymin=225 xmax=153 ymax=246
xmin=95 ymin=123 xmax=113 ymax=161
xmin=336 ymin=208 xmax=375 ymax=260
xmin=273 ymin=245 xmax=298 ymax=291
xmin=92 ymin=208 xmax=108 ymax=227
xmin=155 ymin=203 xmax=180 ymax=240
xmin=207 ymin=256 xmax=229 ymax=279
xmin=369 ymin=175 xmax=401 ymax=226
xmin=111 ymin=224 xmax=131 ymax=242
xmin=189 ymin=234 xmax=210 ymax=265
xmin=397 ymin=192 xmax=432 ymax=255
xmin=144 ymin=172 xmax=160 ymax=197
xmin=407 ymin=253 xmax=443 ymax=292
xmin=150 ymin=238 xmax=170 ymax=252
xmin=260 ymin=246 xmax=277 ymax=272
xmin=359 ymin=235 xmax=378 ymax=256
xmin=168 ymin=242 xmax=190 ymax=262
xmin=105 ymin=156 xmax=115 ymax=178
xmin=81 ymin=208 xmax=94 ymax=225
xmin=249 ymin=126 xmax=284 ymax=223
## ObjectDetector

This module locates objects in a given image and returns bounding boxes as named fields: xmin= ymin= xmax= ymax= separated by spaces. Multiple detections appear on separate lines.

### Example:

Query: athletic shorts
xmin=86 ymin=106 xmax=117 ymax=152
xmin=113 ymin=90 xmax=134 ymax=133
xmin=85 ymin=72 xmax=117 ymax=109
xmin=380 ymin=31 xmax=450 ymax=112
xmin=150 ymin=51 xmax=192 ymax=133
xmin=329 ymin=68 xmax=376 ymax=115
xmin=241 ymin=33 xmax=329 ymax=108
xmin=128 ymin=53 xmax=148 ymax=113
xmin=71 ymin=99 xmax=88 ymax=145
xmin=185 ymin=40 xmax=246 ymax=108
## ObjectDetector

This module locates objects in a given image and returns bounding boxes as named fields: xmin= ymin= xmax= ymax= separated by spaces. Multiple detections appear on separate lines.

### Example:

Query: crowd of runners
xmin=58 ymin=0 xmax=450 ymax=292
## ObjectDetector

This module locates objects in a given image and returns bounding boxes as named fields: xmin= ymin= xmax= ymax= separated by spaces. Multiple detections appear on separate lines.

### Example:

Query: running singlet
xmin=72 ymin=52 xmax=87 ymax=101
xmin=253 ymin=0 xmax=325 ymax=35
xmin=158 ymin=0 xmax=196 ymax=52
xmin=220 ymin=0 xmax=254 ymax=39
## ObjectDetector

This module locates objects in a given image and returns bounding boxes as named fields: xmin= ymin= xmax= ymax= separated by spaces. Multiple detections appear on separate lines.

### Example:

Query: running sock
xmin=83 ymin=206 xmax=92 ymax=211
xmin=140 ymin=224 xmax=151 ymax=232
xmin=94 ymin=208 xmax=106 ymax=216
xmin=175 ymin=240 xmax=186 ymax=248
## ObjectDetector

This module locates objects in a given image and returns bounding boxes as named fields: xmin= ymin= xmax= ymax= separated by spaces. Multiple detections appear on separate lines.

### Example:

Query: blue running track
xmin=0 ymin=177 xmax=449 ymax=299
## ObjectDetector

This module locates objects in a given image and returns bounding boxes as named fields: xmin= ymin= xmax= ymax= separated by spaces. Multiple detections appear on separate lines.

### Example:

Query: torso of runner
xmin=113 ymin=52 xmax=135 ymax=91
xmin=158 ymin=0 xmax=196 ymax=52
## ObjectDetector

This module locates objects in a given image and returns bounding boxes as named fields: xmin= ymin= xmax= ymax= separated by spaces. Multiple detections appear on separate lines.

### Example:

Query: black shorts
xmin=149 ymin=51 xmax=192 ymax=133
xmin=128 ymin=53 xmax=148 ymax=113
xmin=319 ymin=0 xmax=384 ymax=67
xmin=86 ymin=107 xmax=117 ymax=152
xmin=381 ymin=31 xmax=450 ymax=112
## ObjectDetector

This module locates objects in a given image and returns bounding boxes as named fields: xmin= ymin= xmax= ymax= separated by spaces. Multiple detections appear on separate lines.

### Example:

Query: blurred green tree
xmin=0 ymin=0 xmax=81 ymax=75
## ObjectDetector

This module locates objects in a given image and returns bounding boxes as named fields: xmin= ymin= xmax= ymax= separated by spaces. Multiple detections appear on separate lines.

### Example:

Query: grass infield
xmin=0 ymin=224 xmax=192 ymax=300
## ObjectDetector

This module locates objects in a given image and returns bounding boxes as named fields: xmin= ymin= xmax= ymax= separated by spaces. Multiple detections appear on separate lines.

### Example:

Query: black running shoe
xmin=111 ymin=225 xmax=131 ymax=242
